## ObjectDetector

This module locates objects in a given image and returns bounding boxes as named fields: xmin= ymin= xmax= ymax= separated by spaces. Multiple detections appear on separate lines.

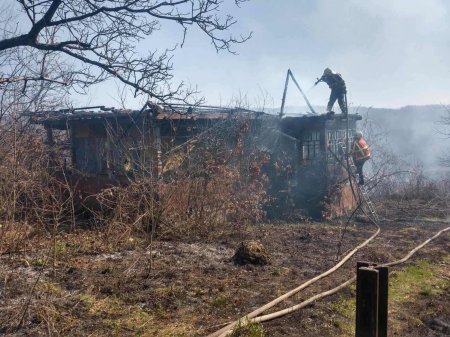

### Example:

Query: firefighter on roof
xmin=351 ymin=131 xmax=371 ymax=185
xmin=315 ymin=68 xmax=347 ymax=115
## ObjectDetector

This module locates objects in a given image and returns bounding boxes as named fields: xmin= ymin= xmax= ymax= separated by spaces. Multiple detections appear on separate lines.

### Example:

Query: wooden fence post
xmin=356 ymin=266 xmax=379 ymax=337
xmin=375 ymin=266 xmax=389 ymax=337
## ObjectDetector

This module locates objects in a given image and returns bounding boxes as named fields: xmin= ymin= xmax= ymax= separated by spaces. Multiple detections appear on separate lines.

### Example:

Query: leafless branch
xmin=0 ymin=0 xmax=251 ymax=103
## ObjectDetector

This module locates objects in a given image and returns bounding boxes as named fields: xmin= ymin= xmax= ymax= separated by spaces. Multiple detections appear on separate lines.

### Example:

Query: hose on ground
xmin=207 ymin=225 xmax=381 ymax=337
xmin=210 ymin=176 xmax=378 ymax=337
xmin=216 ymin=225 xmax=450 ymax=336
xmin=210 ymin=142 xmax=381 ymax=336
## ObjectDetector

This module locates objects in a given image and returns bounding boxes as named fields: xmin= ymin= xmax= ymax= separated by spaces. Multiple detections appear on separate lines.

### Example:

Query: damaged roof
xmin=27 ymin=103 xmax=273 ymax=129
xmin=26 ymin=103 xmax=362 ymax=131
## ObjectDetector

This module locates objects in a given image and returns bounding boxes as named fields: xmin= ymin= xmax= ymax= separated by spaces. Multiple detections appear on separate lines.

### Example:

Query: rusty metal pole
xmin=356 ymin=266 xmax=379 ymax=337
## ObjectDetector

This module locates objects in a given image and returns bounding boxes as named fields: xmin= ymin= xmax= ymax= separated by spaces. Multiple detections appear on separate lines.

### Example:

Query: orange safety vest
xmin=351 ymin=138 xmax=371 ymax=162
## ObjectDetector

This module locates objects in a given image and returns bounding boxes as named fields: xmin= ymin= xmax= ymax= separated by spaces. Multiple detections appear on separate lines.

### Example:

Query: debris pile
xmin=233 ymin=240 xmax=270 ymax=266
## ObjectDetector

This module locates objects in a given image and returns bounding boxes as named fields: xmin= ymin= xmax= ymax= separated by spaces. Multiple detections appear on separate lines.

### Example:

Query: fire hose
xmin=210 ymin=142 xmax=448 ymax=336
xmin=210 ymin=225 xmax=450 ymax=336
xmin=207 ymin=225 xmax=381 ymax=337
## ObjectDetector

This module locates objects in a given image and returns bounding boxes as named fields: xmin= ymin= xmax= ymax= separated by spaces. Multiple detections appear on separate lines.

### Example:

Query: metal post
xmin=288 ymin=70 xmax=317 ymax=115
xmin=356 ymin=266 xmax=379 ymax=337
xmin=279 ymin=69 xmax=318 ymax=117
xmin=280 ymin=69 xmax=291 ymax=117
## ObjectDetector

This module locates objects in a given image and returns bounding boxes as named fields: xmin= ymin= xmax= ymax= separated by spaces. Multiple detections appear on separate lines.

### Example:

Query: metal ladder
xmin=358 ymin=184 xmax=380 ymax=222
xmin=340 ymin=142 xmax=380 ymax=222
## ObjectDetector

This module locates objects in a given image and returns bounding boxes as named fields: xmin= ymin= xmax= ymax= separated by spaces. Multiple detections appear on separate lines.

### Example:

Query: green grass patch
xmin=330 ymin=258 xmax=449 ymax=336
xmin=331 ymin=290 xmax=356 ymax=336
xmin=31 ymin=257 xmax=48 ymax=267
xmin=37 ymin=281 xmax=66 ymax=297
xmin=212 ymin=292 xmax=229 ymax=308
xmin=389 ymin=260 xmax=448 ymax=301
xmin=154 ymin=285 xmax=184 ymax=298
xmin=230 ymin=319 xmax=266 ymax=337
xmin=75 ymin=292 xmax=198 ymax=336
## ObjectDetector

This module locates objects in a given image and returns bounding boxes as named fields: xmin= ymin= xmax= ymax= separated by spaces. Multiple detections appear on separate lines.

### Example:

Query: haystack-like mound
xmin=233 ymin=240 xmax=270 ymax=266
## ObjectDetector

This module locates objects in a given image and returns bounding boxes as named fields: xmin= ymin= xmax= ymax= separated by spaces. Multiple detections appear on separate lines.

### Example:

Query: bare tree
xmin=0 ymin=0 xmax=251 ymax=102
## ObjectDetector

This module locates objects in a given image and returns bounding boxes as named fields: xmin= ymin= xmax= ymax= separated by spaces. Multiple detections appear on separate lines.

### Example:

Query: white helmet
xmin=354 ymin=131 xmax=363 ymax=139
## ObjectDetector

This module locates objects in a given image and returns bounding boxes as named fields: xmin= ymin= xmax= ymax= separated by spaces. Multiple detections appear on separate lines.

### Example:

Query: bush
xmin=90 ymin=119 xmax=270 ymax=241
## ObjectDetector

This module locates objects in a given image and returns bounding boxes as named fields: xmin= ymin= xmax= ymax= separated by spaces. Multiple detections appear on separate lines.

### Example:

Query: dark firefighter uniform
xmin=317 ymin=68 xmax=347 ymax=115
xmin=351 ymin=132 xmax=371 ymax=185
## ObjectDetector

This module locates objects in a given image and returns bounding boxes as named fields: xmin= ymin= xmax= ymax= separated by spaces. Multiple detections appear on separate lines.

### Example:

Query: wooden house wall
xmin=324 ymin=118 xmax=359 ymax=217
xmin=72 ymin=121 xmax=107 ymax=175
xmin=267 ymin=116 xmax=359 ymax=218
xmin=65 ymin=113 xmax=360 ymax=219
xmin=70 ymin=117 xmax=156 ymax=177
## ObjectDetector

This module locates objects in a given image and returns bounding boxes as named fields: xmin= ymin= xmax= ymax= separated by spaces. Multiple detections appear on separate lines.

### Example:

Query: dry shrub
xmin=376 ymin=163 xmax=450 ymax=202
xmin=374 ymin=163 xmax=450 ymax=219
xmin=0 ymin=112 xmax=271 ymax=251
xmin=90 ymin=119 xmax=270 ymax=242
xmin=0 ymin=120 xmax=75 ymax=254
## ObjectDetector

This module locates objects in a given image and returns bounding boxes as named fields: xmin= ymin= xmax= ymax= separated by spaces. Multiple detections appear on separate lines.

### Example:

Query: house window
xmin=302 ymin=131 xmax=321 ymax=160
xmin=327 ymin=129 xmax=353 ymax=160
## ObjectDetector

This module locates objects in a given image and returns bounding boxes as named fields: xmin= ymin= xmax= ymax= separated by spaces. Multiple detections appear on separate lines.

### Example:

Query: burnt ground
xmin=0 ymin=204 xmax=449 ymax=336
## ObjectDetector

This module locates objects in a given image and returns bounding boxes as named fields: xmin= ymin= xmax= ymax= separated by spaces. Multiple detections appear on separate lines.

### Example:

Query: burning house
xmin=270 ymin=113 xmax=362 ymax=218
xmin=31 ymin=103 xmax=361 ymax=219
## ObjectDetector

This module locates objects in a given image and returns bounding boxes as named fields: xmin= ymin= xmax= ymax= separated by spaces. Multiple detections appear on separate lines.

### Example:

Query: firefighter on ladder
xmin=351 ymin=131 xmax=371 ymax=185
xmin=315 ymin=68 xmax=347 ymax=115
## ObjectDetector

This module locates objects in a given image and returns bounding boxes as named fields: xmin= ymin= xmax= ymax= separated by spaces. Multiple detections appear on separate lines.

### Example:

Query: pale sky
xmin=79 ymin=0 xmax=450 ymax=110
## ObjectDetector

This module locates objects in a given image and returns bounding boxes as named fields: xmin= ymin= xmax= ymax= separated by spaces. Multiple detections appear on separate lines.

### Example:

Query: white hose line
xmin=381 ymin=225 xmax=450 ymax=268
xmin=253 ymin=277 xmax=355 ymax=323
xmin=217 ymin=225 xmax=450 ymax=336
xmin=217 ymin=277 xmax=357 ymax=337
xmin=207 ymin=226 xmax=381 ymax=337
